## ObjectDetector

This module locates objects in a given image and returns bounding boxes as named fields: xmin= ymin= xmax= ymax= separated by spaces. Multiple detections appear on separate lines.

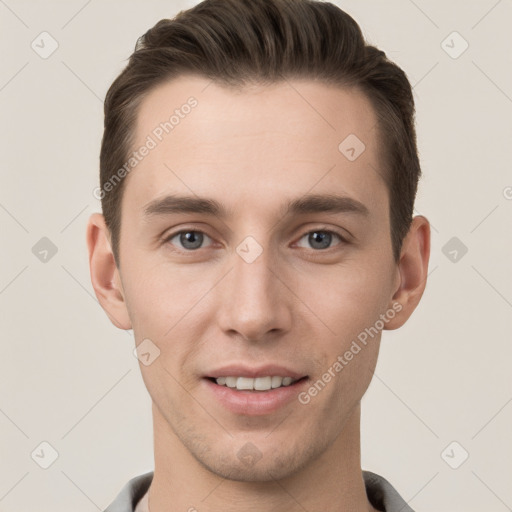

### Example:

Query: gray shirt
xmin=103 ymin=470 xmax=414 ymax=512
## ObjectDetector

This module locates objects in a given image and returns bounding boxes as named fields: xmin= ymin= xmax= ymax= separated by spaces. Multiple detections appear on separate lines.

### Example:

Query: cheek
xmin=122 ymin=258 xmax=207 ymax=335
xmin=297 ymin=259 xmax=392 ymax=341
xmin=124 ymin=263 xmax=216 ymax=385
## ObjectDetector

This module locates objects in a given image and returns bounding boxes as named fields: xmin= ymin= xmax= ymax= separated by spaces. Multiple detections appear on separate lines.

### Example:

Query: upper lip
xmin=205 ymin=364 xmax=307 ymax=380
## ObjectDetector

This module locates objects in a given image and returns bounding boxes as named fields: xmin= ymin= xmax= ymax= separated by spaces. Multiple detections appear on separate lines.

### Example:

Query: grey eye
xmin=168 ymin=231 xmax=212 ymax=250
xmin=296 ymin=230 xmax=342 ymax=250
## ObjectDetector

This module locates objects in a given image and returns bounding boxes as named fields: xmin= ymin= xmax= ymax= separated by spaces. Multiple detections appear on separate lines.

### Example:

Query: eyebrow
xmin=142 ymin=193 xmax=370 ymax=220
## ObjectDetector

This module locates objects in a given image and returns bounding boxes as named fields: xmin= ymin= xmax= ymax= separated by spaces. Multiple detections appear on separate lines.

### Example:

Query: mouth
xmin=202 ymin=364 xmax=310 ymax=415
xmin=202 ymin=374 xmax=309 ymax=415
xmin=205 ymin=375 xmax=309 ymax=392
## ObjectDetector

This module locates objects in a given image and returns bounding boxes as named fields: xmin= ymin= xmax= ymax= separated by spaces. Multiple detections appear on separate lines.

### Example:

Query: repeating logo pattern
xmin=0 ymin=1 xmax=510 ymax=511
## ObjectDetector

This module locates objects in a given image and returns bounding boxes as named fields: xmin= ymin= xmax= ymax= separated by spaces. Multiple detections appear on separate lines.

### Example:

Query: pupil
xmin=181 ymin=231 xmax=203 ymax=249
xmin=310 ymin=231 xmax=330 ymax=249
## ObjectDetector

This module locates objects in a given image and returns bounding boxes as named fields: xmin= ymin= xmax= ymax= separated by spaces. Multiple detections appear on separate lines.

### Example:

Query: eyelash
xmin=162 ymin=226 xmax=348 ymax=253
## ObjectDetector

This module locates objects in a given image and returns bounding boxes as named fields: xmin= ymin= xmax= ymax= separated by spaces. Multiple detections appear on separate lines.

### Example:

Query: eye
xmin=164 ymin=230 xmax=213 ymax=251
xmin=295 ymin=229 xmax=345 ymax=250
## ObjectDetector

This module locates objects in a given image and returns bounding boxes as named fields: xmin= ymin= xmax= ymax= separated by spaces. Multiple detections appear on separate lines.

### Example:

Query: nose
xmin=216 ymin=239 xmax=292 ymax=342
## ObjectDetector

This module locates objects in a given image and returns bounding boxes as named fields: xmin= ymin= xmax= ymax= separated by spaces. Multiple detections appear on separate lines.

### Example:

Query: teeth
xmin=271 ymin=376 xmax=283 ymax=388
xmin=237 ymin=377 xmax=254 ymax=390
xmin=254 ymin=376 xmax=272 ymax=390
xmin=225 ymin=376 xmax=237 ymax=388
xmin=214 ymin=376 xmax=299 ymax=391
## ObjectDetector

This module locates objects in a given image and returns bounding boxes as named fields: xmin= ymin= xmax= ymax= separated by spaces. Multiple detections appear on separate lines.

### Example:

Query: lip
xmin=202 ymin=375 xmax=309 ymax=416
xmin=205 ymin=364 xmax=306 ymax=380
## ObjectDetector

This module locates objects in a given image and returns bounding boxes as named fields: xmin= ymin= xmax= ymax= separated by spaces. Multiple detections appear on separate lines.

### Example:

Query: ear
xmin=86 ymin=213 xmax=132 ymax=330
xmin=384 ymin=215 xmax=431 ymax=330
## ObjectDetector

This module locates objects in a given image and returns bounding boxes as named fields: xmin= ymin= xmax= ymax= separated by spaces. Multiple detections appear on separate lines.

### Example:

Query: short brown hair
xmin=99 ymin=0 xmax=421 ymax=267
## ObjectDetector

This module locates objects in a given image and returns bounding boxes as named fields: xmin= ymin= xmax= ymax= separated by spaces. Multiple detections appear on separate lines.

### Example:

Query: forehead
xmin=123 ymin=75 xmax=386 ymax=219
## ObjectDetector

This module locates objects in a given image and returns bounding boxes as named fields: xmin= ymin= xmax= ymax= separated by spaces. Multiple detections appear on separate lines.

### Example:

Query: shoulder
xmin=362 ymin=470 xmax=415 ymax=512
xmin=103 ymin=471 xmax=154 ymax=512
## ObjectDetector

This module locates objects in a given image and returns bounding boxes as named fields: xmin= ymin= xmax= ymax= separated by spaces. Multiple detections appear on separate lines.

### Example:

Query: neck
xmin=147 ymin=402 xmax=376 ymax=512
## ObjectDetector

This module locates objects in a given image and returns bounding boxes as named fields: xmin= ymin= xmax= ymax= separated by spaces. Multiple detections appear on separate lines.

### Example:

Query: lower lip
xmin=202 ymin=378 xmax=309 ymax=416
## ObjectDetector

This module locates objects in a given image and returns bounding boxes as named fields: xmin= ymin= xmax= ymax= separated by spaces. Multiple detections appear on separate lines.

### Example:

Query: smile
xmin=212 ymin=375 xmax=301 ymax=391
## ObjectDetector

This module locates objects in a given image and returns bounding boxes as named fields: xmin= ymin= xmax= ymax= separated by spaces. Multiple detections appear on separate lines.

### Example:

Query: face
xmin=107 ymin=76 xmax=404 ymax=481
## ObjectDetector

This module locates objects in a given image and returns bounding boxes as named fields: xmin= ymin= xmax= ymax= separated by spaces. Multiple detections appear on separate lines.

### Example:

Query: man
xmin=87 ymin=0 xmax=430 ymax=510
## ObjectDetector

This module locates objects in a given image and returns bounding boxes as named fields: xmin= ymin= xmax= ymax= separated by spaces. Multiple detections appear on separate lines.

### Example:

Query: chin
xmin=193 ymin=440 xmax=321 ymax=483
xmin=203 ymin=459 xmax=296 ymax=483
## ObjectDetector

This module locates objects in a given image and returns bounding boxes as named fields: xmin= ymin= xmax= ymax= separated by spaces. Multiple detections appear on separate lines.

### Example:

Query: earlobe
xmin=86 ymin=213 xmax=132 ymax=330
xmin=384 ymin=215 xmax=431 ymax=330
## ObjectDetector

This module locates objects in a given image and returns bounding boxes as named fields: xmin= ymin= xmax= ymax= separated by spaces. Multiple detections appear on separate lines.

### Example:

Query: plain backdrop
xmin=0 ymin=1 xmax=511 ymax=511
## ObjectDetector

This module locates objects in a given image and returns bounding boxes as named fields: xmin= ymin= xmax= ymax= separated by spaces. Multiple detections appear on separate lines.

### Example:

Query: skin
xmin=87 ymin=76 xmax=430 ymax=512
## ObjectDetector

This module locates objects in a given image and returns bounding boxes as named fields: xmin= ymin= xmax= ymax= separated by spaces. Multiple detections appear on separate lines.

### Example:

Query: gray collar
xmin=103 ymin=470 xmax=415 ymax=512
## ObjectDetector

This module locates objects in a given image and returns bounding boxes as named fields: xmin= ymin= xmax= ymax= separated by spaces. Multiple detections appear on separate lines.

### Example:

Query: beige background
xmin=1 ymin=0 xmax=511 ymax=510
